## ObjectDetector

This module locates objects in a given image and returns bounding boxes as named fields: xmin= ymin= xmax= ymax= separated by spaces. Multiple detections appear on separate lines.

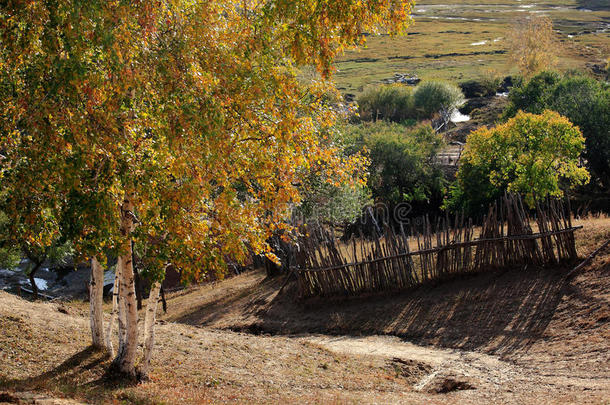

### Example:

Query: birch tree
xmin=0 ymin=0 xmax=414 ymax=378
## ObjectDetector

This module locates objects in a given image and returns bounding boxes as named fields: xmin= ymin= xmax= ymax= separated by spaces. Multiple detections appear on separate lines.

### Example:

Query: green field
xmin=333 ymin=0 xmax=609 ymax=94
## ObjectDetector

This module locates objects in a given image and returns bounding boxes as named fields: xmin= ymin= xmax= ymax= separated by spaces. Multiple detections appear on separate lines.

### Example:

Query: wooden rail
xmin=304 ymin=226 xmax=583 ymax=273
xmin=296 ymin=194 xmax=580 ymax=298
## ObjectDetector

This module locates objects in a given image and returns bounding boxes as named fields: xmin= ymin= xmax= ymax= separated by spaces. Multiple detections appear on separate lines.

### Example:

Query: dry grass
xmin=1 ymin=217 xmax=608 ymax=404
xmin=0 ymin=291 xmax=446 ymax=404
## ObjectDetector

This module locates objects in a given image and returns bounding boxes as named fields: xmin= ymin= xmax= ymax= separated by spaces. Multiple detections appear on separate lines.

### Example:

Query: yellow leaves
xmin=508 ymin=16 xmax=560 ymax=77
xmin=1 ymin=0 xmax=402 ymax=281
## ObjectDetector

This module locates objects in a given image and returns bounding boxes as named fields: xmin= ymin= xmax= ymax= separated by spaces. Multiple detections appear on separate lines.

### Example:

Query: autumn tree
xmin=446 ymin=110 xmax=589 ymax=214
xmin=0 ymin=0 xmax=414 ymax=378
xmin=508 ymin=16 xmax=560 ymax=77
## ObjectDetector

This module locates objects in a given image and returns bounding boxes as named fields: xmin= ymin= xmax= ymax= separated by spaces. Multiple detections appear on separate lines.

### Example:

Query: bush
xmin=413 ymin=81 xmax=464 ymax=123
xmin=446 ymin=110 xmax=589 ymax=214
xmin=344 ymin=122 xmax=446 ymax=212
xmin=459 ymin=76 xmax=501 ymax=99
xmin=297 ymin=180 xmax=370 ymax=225
xmin=357 ymin=84 xmax=415 ymax=123
xmin=503 ymin=71 xmax=561 ymax=117
xmin=504 ymin=71 xmax=610 ymax=189
xmin=0 ymin=211 xmax=21 ymax=269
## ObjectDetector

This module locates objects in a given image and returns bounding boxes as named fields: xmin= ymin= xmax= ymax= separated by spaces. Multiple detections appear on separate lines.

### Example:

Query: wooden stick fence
xmin=295 ymin=194 xmax=580 ymax=299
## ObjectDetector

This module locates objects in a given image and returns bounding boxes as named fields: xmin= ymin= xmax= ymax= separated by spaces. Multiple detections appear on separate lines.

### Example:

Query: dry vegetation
xmin=1 ymin=217 xmax=608 ymax=404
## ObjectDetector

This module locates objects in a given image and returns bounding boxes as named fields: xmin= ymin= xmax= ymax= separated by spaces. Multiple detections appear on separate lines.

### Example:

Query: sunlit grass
xmin=333 ymin=0 xmax=609 ymax=94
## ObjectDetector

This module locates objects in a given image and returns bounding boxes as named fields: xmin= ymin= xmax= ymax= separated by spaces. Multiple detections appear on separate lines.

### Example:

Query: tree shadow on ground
xmin=0 ymin=345 xmax=137 ymax=398
xmin=171 ymin=275 xmax=284 ymax=327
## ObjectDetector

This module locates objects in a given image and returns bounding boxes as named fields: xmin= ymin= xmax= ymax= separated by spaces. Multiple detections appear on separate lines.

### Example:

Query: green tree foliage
xmin=447 ymin=111 xmax=589 ymax=214
xmin=504 ymin=72 xmax=610 ymax=189
xmin=297 ymin=179 xmax=370 ymax=225
xmin=345 ymin=122 xmax=445 ymax=209
xmin=357 ymin=84 xmax=415 ymax=122
xmin=413 ymin=81 xmax=465 ymax=125
xmin=503 ymin=72 xmax=562 ymax=116
xmin=0 ymin=210 xmax=20 ymax=270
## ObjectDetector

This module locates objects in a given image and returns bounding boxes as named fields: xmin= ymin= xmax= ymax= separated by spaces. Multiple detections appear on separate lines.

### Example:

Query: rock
xmin=432 ymin=377 xmax=475 ymax=393
xmin=0 ymin=392 xmax=19 ymax=404
xmin=416 ymin=374 xmax=475 ymax=394
xmin=383 ymin=73 xmax=420 ymax=86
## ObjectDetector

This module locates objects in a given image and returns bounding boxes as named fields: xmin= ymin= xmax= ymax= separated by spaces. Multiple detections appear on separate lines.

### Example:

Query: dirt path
xmin=298 ymin=333 xmax=609 ymax=396
xmin=299 ymin=334 xmax=522 ymax=392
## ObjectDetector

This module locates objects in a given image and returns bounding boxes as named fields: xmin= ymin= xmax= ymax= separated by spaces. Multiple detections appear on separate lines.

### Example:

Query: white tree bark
xmin=89 ymin=257 xmax=105 ymax=349
xmin=105 ymin=264 xmax=121 ymax=357
xmin=116 ymin=256 xmax=127 ymax=356
xmin=113 ymin=194 xmax=139 ymax=377
xmin=139 ymin=280 xmax=162 ymax=378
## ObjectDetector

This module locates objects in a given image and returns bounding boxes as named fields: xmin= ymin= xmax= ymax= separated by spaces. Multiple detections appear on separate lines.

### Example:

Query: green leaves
xmin=504 ymin=71 xmax=610 ymax=189
xmin=450 ymin=110 xmax=589 ymax=212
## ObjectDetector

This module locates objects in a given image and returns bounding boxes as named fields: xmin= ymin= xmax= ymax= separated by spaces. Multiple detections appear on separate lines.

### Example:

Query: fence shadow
xmin=259 ymin=264 xmax=572 ymax=356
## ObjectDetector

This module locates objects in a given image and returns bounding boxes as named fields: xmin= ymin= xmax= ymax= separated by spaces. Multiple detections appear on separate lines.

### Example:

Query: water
xmin=451 ymin=109 xmax=470 ymax=123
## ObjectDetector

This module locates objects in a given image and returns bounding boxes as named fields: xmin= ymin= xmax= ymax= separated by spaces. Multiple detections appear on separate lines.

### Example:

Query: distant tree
xmin=447 ymin=111 xmax=589 ymax=213
xmin=297 ymin=172 xmax=370 ymax=226
xmin=503 ymin=72 xmax=562 ymax=116
xmin=0 ymin=189 xmax=73 ymax=300
xmin=345 ymin=122 xmax=445 ymax=211
xmin=508 ymin=16 xmax=560 ymax=78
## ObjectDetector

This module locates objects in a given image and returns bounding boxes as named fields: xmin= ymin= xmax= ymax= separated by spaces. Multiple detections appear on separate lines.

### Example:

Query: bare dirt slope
xmin=160 ymin=221 xmax=610 ymax=403
xmin=1 ymin=221 xmax=608 ymax=404
xmin=6 ymin=288 xmax=605 ymax=405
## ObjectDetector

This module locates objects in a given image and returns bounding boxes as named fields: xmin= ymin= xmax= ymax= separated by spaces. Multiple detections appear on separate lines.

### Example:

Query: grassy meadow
xmin=333 ymin=0 xmax=609 ymax=94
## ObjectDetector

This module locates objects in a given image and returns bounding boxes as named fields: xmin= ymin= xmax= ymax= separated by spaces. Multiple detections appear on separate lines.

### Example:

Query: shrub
xmin=344 ymin=122 xmax=446 ymax=211
xmin=459 ymin=72 xmax=501 ymax=98
xmin=446 ymin=111 xmax=589 ymax=214
xmin=503 ymin=71 xmax=561 ymax=117
xmin=413 ymin=81 xmax=464 ymax=123
xmin=357 ymin=84 xmax=415 ymax=123
xmin=297 ymin=179 xmax=370 ymax=225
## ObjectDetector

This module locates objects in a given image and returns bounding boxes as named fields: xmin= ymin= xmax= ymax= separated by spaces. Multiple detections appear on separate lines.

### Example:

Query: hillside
xmin=1 ymin=219 xmax=607 ymax=404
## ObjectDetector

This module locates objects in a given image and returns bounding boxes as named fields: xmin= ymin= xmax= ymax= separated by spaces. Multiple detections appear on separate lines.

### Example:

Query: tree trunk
xmin=160 ymin=286 xmax=167 ymax=313
xmin=117 ymin=256 xmax=127 ymax=356
xmin=28 ymin=260 xmax=43 ymax=300
xmin=113 ymin=194 xmax=139 ymax=377
xmin=105 ymin=265 xmax=120 ymax=357
xmin=133 ymin=243 xmax=143 ymax=310
xmin=139 ymin=280 xmax=162 ymax=378
xmin=89 ymin=257 xmax=105 ymax=349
